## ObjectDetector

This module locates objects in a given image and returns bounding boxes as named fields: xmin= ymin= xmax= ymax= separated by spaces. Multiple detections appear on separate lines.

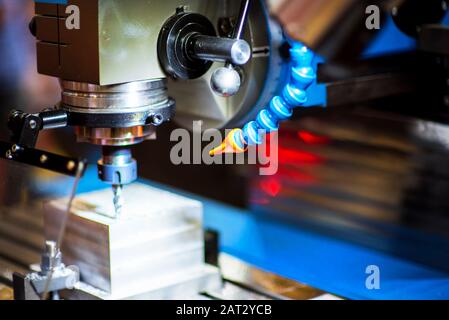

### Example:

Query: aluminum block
xmin=44 ymin=183 xmax=221 ymax=299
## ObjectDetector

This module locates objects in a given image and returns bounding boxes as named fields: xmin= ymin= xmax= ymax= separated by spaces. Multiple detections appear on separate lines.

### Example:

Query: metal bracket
xmin=0 ymin=141 xmax=87 ymax=177
xmin=2 ymin=108 xmax=86 ymax=177
xmin=13 ymin=266 xmax=80 ymax=301
xmin=8 ymin=109 xmax=68 ymax=148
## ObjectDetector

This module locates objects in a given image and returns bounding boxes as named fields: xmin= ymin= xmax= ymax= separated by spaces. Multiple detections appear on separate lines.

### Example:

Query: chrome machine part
xmin=189 ymin=35 xmax=252 ymax=66
xmin=210 ymin=0 xmax=252 ymax=97
xmin=210 ymin=65 xmax=243 ymax=97
xmin=60 ymin=79 xmax=173 ymax=215
xmin=170 ymin=0 xmax=288 ymax=130
xmin=157 ymin=8 xmax=251 ymax=83
xmin=60 ymin=79 xmax=174 ymax=130
xmin=97 ymin=147 xmax=138 ymax=218
xmin=40 ymin=241 xmax=62 ymax=276
xmin=61 ymin=79 xmax=173 ymax=146
xmin=74 ymin=126 xmax=156 ymax=147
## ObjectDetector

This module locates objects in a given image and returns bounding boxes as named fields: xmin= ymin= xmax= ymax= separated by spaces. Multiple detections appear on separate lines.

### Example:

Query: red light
xmin=298 ymin=131 xmax=330 ymax=145
xmin=278 ymin=147 xmax=322 ymax=164
xmin=259 ymin=178 xmax=282 ymax=197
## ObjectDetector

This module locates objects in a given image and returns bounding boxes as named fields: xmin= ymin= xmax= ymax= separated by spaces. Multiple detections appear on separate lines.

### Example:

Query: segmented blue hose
xmin=241 ymin=42 xmax=317 ymax=146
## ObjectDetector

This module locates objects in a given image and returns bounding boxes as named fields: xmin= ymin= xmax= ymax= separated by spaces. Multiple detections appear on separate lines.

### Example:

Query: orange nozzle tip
xmin=209 ymin=143 xmax=227 ymax=156
xmin=209 ymin=129 xmax=247 ymax=156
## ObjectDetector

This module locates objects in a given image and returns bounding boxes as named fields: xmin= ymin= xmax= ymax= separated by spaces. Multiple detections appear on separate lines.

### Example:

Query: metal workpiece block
xmin=68 ymin=264 xmax=222 ymax=300
xmin=44 ymin=183 xmax=221 ymax=299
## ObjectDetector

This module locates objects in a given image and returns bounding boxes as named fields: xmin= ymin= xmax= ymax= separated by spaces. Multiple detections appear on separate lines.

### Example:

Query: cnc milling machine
xmin=0 ymin=0 xmax=449 ymax=300
xmin=2 ymin=0 xmax=299 ymax=300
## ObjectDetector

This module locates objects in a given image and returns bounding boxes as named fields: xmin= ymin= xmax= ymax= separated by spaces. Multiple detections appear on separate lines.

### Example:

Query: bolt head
xmin=40 ymin=154 xmax=48 ymax=164
xmin=29 ymin=119 xmax=37 ymax=130
xmin=11 ymin=145 xmax=20 ymax=153
xmin=211 ymin=66 xmax=242 ymax=97
xmin=152 ymin=114 xmax=164 ymax=126
xmin=67 ymin=161 xmax=76 ymax=171
xmin=45 ymin=240 xmax=58 ymax=257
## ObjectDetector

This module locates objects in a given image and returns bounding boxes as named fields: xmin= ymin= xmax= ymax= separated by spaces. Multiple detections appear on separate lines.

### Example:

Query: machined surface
xmin=217 ymin=254 xmax=327 ymax=300
xmin=43 ymin=183 xmax=221 ymax=299
xmin=209 ymin=254 xmax=340 ymax=300
xmin=61 ymin=80 xmax=168 ymax=113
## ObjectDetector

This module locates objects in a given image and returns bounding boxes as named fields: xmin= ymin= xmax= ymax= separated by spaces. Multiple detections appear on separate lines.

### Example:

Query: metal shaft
xmin=189 ymin=34 xmax=251 ymax=66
